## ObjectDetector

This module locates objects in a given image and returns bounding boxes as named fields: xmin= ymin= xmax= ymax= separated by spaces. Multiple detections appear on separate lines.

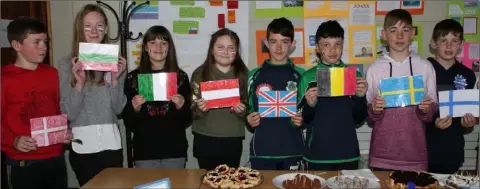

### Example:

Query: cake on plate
xmin=202 ymin=164 xmax=262 ymax=189
xmin=282 ymin=174 xmax=322 ymax=189
xmin=388 ymin=171 xmax=438 ymax=189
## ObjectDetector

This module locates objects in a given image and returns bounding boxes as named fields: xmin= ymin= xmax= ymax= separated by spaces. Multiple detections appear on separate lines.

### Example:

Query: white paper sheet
xmin=463 ymin=17 xmax=478 ymax=34
xmin=304 ymin=18 xmax=327 ymax=48
xmin=469 ymin=43 xmax=480 ymax=60
xmin=256 ymin=1 xmax=282 ymax=9
xmin=439 ymin=89 xmax=480 ymax=118
xmin=290 ymin=31 xmax=304 ymax=58
xmin=349 ymin=4 xmax=375 ymax=26
xmin=305 ymin=1 xmax=324 ymax=10
xmin=330 ymin=1 xmax=348 ymax=11
xmin=0 ymin=19 xmax=12 ymax=48
xmin=376 ymin=1 xmax=399 ymax=12
xmin=341 ymin=169 xmax=380 ymax=181
xmin=353 ymin=30 xmax=372 ymax=43
xmin=448 ymin=4 xmax=463 ymax=16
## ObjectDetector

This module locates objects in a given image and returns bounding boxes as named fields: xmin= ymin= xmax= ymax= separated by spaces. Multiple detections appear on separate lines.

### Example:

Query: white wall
xmin=50 ymin=1 xmax=479 ymax=188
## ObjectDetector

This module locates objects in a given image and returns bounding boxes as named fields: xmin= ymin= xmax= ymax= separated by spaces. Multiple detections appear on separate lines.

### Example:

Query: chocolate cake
xmin=282 ymin=174 xmax=322 ymax=189
xmin=388 ymin=171 xmax=438 ymax=189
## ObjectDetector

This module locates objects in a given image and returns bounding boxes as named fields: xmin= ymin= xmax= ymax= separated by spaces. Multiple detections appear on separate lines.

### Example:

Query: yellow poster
xmin=303 ymin=1 xmax=376 ymax=66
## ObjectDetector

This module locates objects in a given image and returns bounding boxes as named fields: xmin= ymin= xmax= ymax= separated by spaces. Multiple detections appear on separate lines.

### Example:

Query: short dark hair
xmin=432 ymin=19 xmax=464 ymax=41
xmin=384 ymin=9 xmax=412 ymax=29
xmin=315 ymin=20 xmax=344 ymax=43
xmin=266 ymin=17 xmax=294 ymax=41
xmin=7 ymin=17 xmax=47 ymax=44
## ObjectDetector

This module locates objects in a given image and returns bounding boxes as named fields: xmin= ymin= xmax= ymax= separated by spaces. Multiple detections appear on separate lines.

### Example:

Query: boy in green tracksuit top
xmin=246 ymin=17 xmax=305 ymax=170
xmin=298 ymin=20 xmax=368 ymax=170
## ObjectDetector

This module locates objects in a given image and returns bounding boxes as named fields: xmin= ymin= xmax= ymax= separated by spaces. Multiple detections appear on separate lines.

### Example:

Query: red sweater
xmin=1 ymin=63 xmax=64 ymax=160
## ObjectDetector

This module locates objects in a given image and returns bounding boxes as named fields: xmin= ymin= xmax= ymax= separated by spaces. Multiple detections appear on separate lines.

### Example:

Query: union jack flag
xmin=258 ymin=90 xmax=297 ymax=118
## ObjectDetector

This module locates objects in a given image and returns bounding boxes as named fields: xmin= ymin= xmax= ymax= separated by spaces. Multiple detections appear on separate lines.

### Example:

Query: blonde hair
xmin=70 ymin=4 xmax=109 ymax=87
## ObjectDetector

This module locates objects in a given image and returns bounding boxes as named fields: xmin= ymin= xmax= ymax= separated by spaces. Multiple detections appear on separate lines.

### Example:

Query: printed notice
xmin=330 ymin=1 xmax=348 ymax=11
xmin=350 ymin=4 xmax=375 ymax=25
xmin=179 ymin=7 xmax=205 ymax=18
xmin=469 ymin=43 xmax=480 ymax=60
xmin=353 ymin=30 xmax=372 ymax=43
xmin=376 ymin=1 xmax=399 ymax=12
xmin=255 ymin=1 xmax=282 ymax=9
xmin=291 ymin=31 xmax=304 ymax=58
xmin=463 ymin=17 xmax=478 ymax=34
xmin=305 ymin=1 xmax=324 ymax=10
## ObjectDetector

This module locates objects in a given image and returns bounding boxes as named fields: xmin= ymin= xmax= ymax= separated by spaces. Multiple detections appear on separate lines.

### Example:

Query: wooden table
xmin=82 ymin=168 xmax=395 ymax=188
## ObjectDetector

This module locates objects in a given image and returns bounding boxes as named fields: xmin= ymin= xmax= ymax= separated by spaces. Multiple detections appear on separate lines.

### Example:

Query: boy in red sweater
xmin=1 ymin=18 xmax=71 ymax=188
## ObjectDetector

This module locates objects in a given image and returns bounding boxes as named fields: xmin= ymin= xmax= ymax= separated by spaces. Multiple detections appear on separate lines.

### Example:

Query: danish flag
xmin=258 ymin=90 xmax=297 ymax=118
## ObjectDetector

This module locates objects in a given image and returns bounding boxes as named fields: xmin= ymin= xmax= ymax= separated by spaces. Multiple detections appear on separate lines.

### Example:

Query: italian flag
xmin=201 ymin=79 xmax=240 ymax=109
xmin=138 ymin=72 xmax=177 ymax=101
xmin=79 ymin=42 xmax=119 ymax=72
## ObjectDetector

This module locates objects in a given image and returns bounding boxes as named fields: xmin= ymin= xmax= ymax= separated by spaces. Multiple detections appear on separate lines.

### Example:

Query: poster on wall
xmin=375 ymin=0 xmax=424 ymax=15
xmin=303 ymin=1 xmax=376 ymax=67
xmin=447 ymin=0 xmax=480 ymax=42
xmin=127 ymin=0 xmax=249 ymax=77
xmin=255 ymin=1 xmax=303 ymax=18
xmin=255 ymin=28 xmax=305 ymax=65
xmin=457 ymin=42 xmax=480 ymax=71
xmin=375 ymin=23 xmax=423 ymax=56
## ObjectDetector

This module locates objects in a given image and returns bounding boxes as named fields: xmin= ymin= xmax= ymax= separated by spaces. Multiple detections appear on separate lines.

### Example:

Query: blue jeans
xmin=135 ymin=158 xmax=186 ymax=169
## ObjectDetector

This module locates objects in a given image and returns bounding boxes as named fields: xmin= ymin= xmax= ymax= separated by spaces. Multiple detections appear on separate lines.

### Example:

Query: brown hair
xmin=70 ymin=4 xmax=109 ymax=87
xmin=138 ymin=25 xmax=180 ymax=74
xmin=384 ymin=9 xmax=412 ymax=29
xmin=200 ymin=28 xmax=248 ymax=96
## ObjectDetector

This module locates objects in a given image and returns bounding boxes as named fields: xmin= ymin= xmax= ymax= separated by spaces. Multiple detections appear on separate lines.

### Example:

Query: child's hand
xmin=71 ymin=57 xmax=86 ymax=88
xmin=372 ymin=96 xmax=385 ymax=113
xmin=461 ymin=113 xmax=477 ymax=128
xmin=435 ymin=116 xmax=452 ymax=130
xmin=171 ymin=94 xmax=185 ymax=110
xmin=355 ymin=78 xmax=368 ymax=97
xmin=233 ymin=102 xmax=246 ymax=114
xmin=196 ymin=98 xmax=209 ymax=112
xmin=112 ymin=56 xmax=127 ymax=81
xmin=14 ymin=136 xmax=37 ymax=152
xmin=63 ymin=129 xmax=73 ymax=144
xmin=132 ymin=95 xmax=146 ymax=112
xmin=247 ymin=112 xmax=260 ymax=128
xmin=418 ymin=98 xmax=432 ymax=113
xmin=291 ymin=113 xmax=303 ymax=127
xmin=305 ymin=87 xmax=318 ymax=107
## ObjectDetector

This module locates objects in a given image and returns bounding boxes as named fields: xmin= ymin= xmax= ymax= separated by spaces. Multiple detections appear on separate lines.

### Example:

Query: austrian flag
xmin=258 ymin=90 xmax=297 ymax=118
xmin=138 ymin=72 xmax=177 ymax=101
xmin=201 ymin=79 xmax=240 ymax=109
xmin=79 ymin=42 xmax=119 ymax=72
xmin=30 ymin=114 xmax=69 ymax=147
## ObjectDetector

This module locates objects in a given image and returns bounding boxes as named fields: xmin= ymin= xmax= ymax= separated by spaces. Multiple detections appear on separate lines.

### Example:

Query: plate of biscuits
xmin=272 ymin=173 xmax=326 ymax=189
xmin=386 ymin=170 xmax=439 ymax=189
xmin=201 ymin=164 xmax=263 ymax=189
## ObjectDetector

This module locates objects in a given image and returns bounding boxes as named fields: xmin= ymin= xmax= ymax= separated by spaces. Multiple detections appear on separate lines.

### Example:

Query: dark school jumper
xmin=298 ymin=61 xmax=367 ymax=170
xmin=426 ymin=57 xmax=477 ymax=174
xmin=248 ymin=59 xmax=305 ymax=170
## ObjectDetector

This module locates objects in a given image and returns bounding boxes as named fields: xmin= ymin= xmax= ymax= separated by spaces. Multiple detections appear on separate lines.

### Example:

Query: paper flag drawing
xmin=379 ymin=75 xmax=424 ymax=108
xmin=439 ymin=89 xmax=479 ymax=118
xmin=258 ymin=90 xmax=297 ymax=118
xmin=201 ymin=79 xmax=240 ymax=109
xmin=79 ymin=42 xmax=119 ymax=72
xmin=317 ymin=67 xmax=357 ymax=97
xmin=30 ymin=114 xmax=68 ymax=147
xmin=138 ymin=72 xmax=177 ymax=101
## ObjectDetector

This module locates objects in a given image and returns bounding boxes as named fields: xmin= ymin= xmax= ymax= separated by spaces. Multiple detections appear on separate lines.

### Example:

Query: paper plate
xmin=200 ymin=174 xmax=264 ymax=189
xmin=272 ymin=173 xmax=327 ymax=189
xmin=327 ymin=176 xmax=380 ymax=189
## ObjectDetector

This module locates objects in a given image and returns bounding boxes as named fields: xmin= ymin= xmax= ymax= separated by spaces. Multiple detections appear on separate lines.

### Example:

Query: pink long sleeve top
xmin=366 ymin=52 xmax=438 ymax=171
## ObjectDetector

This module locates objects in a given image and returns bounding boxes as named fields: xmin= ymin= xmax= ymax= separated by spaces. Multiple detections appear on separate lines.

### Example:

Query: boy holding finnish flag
xmin=425 ymin=19 xmax=479 ymax=174
xmin=298 ymin=20 xmax=367 ymax=170
xmin=246 ymin=17 xmax=304 ymax=170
